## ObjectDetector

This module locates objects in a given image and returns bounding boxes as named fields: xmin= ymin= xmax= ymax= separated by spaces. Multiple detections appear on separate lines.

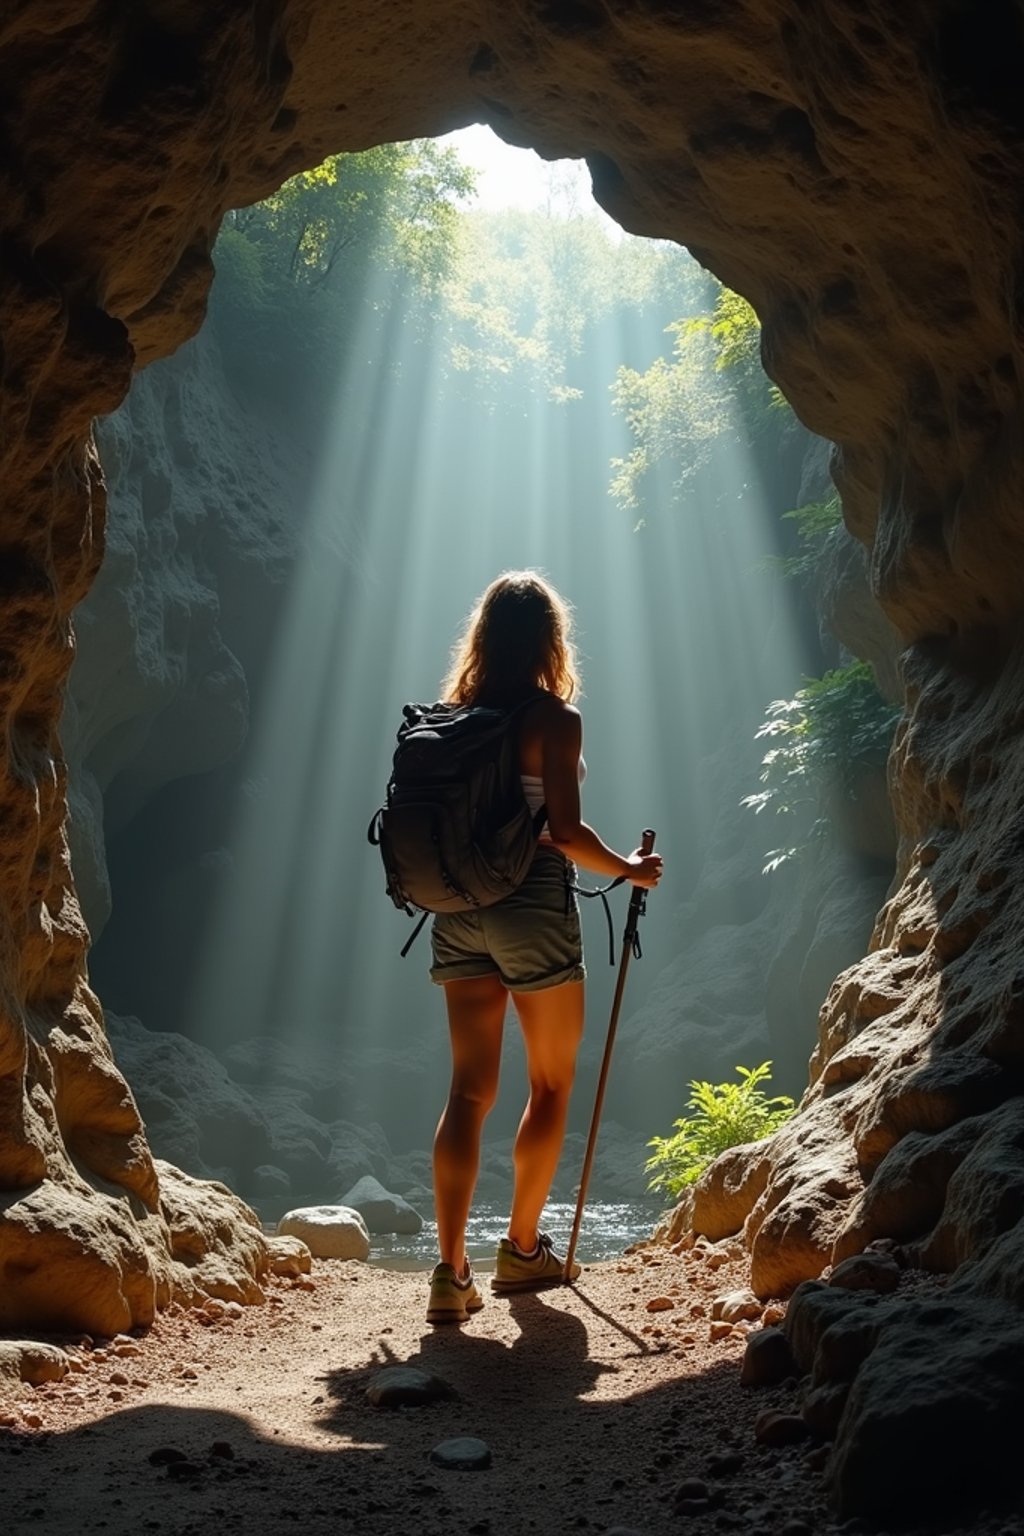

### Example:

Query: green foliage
xmin=645 ymin=1063 xmax=795 ymax=1198
xmin=610 ymin=283 xmax=790 ymax=515
xmin=210 ymin=141 xmax=476 ymax=403
xmin=441 ymin=208 xmax=700 ymax=405
xmin=209 ymin=143 xmax=699 ymax=416
xmin=225 ymin=141 xmax=474 ymax=292
xmin=741 ymin=660 xmax=901 ymax=871
xmin=764 ymin=492 xmax=844 ymax=583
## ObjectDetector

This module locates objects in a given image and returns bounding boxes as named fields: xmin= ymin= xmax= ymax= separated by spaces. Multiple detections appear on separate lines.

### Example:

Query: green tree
xmin=609 ymin=284 xmax=790 ymax=516
xmin=440 ymin=206 xmax=702 ymax=405
xmin=210 ymin=140 xmax=476 ymax=405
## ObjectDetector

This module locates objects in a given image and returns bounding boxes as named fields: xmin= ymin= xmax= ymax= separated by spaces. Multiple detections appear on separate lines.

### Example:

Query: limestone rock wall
xmin=2 ymin=0 xmax=1024 ymax=1514
xmin=63 ymin=325 xmax=296 ymax=939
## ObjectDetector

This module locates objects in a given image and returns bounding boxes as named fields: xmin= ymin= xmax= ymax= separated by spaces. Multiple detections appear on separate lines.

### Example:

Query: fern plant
xmin=645 ymin=1063 xmax=795 ymax=1199
xmin=762 ymin=492 xmax=843 ymax=583
xmin=742 ymin=659 xmax=900 ymax=872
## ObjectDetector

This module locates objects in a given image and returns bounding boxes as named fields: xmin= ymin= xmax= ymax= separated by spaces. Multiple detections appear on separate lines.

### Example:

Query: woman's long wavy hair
xmin=442 ymin=570 xmax=581 ymax=705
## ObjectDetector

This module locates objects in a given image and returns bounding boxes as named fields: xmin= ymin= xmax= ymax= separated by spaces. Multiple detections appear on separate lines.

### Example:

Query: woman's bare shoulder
xmin=523 ymin=693 xmax=581 ymax=743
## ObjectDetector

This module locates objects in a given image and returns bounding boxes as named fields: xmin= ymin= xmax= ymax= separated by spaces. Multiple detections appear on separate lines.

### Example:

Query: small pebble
xmin=430 ymin=1436 xmax=491 ymax=1470
xmin=754 ymin=1411 xmax=810 ymax=1447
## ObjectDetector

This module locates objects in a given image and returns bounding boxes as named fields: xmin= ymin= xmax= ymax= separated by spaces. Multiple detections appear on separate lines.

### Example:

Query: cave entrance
xmin=81 ymin=126 xmax=827 ymax=1231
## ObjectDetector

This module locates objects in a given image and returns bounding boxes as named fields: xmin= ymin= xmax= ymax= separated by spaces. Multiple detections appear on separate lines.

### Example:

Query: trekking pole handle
xmin=624 ymin=829 xmax=656 ymax=940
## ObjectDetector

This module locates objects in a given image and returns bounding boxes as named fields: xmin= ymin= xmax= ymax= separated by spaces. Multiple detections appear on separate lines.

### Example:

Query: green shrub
xmin=742 ymin=659 xmax=901 ymax=872
xmin=645 ymin=1062 xmax=795 ymax=1199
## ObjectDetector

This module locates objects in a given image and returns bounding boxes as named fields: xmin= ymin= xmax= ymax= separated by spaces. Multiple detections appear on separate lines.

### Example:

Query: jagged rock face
xmin=63 ymin=325 xmax=296 ymax=939
xmin=2 ymin=0 xmax=1024 ymax=1513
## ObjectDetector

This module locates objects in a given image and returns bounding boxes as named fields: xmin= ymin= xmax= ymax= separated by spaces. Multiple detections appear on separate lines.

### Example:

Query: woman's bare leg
xmin=507 ymin=979 xmax=585 ymax=1252
xmin=433 ymin=975 xmax=507 ymax=1274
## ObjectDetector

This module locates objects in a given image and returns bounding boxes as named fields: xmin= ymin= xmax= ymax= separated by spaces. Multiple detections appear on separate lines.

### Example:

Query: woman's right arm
xmin=541 ymin=703 xmax=662 ymax=888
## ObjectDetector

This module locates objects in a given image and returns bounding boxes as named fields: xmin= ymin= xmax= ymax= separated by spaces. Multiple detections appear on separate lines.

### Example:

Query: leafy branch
xmin=645 ymin=1063 xmax=795 ymax=1199
xmin=741 ymin=660 xmax=901 ymax=871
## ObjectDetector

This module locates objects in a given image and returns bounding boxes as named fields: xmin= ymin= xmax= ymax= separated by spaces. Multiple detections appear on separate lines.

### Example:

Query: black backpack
xmin=368 ymin=694 xmax=546 ymax=922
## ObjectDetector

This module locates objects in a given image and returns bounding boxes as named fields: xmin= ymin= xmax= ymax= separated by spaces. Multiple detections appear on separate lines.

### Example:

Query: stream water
xmin=365 ymin=1198 xmax=666 ymax=1272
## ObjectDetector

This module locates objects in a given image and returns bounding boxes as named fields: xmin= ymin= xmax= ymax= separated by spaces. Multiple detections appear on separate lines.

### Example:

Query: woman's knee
xmin=446 ymin=1077 xmax=499 ymax=1118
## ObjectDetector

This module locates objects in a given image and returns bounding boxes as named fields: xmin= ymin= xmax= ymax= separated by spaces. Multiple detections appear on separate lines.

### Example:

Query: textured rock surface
xmin=105 ymin=1014 xmax=398 ymax=1208
xmin=2 ymin=1 xmax=1024 ymax=1515
xmin=277 ymin=1204 xmax=370 ymax=1261
xmin=63 ymin=326 xmax=295 ymax=939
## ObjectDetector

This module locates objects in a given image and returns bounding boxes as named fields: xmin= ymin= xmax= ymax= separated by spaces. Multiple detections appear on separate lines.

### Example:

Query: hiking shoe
xmin=491 ymin=1233 xmax=579 ymax=1293
xmin=426 ymin=1262 xmax=484 ymax=1324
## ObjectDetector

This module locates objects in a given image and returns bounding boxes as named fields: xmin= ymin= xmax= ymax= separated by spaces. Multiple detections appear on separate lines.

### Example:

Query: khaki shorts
xmin=430 ymin=847 xmax=586 ymax=993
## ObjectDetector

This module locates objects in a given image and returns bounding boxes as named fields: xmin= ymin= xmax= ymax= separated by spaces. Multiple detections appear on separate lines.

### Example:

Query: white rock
xmin=276 ymin=1205 xmax=369 ymax=1260
xmin=712 ymin=1289 xmax=764 ymax=1323
xmin=339 ymin=1175 xmax=423 ymax=1235
xmin=266 ymin=1234 xmax=312 ymax=1276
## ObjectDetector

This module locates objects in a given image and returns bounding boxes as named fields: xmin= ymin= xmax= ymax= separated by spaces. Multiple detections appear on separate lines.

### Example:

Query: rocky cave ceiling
xmin=2 ymin=0 xmax=1024 ymax=1518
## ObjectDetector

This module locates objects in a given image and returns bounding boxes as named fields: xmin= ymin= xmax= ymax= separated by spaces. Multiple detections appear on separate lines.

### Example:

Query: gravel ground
xmin=0 ymin=1245 xmax=1015 ymax=1536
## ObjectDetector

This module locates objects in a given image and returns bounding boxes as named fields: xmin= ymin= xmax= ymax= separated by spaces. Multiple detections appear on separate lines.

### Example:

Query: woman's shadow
xmin=318 ymin=1288 xmax=612 ymax=1449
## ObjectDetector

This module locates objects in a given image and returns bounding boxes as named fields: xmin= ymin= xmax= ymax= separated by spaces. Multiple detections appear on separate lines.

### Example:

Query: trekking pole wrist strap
xmin=573 ymin=874 xmax=626 ymax=966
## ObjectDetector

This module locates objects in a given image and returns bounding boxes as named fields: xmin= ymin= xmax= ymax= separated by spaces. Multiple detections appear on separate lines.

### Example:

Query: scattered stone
xmin=166 ymin=1460 xmax=203 ymax=1482
xmin=762 ymin=1304 xmax=786 ymax=1326
xmin=148 ymin=1448 xmax=188 ymax=1466
xmin=339 ymin=1175 xmax=424 ymax=1235
xmin=429 ymin=1436 xmax=492 ymax=1470
xmin=710 ymin=1321 xmax=734 ymax=1341
xmin=112 ymin=1342 xmax=142 ymax=1358
xmin=276 ymin=1205 xmax=370 ymax=1260
xmin=675 ymin=1477 xmax=709 ymax=1502
xmin=740 ymin=1327 xmax=796 ymax=1387
xmin=0 ymin=1342 xmax=69 ymax=1388
xmin=754 ymin=1411 xmax=811 ymax=1447
xmin=108 ymin=1371 xmax=129 ymax=1386
xmin=646 ymin=1296 xmax=675 ymax=1313
xmin=366 ymin=1366 xmax=456 ymax=1408
xmin=706 ymin=1451 xmax=744 ymax=1477
xmin=828 ymin=1252 xmax=900 ymax=1294
xmin=781 ymin=1520 xmax=814 ymax=1536
xmin=21 ymin=1411 xmax=42 ymax=1429
xmin=712 ymin=1289 xmax=763 ymax=1323
xmin=210 ymin=1442 xmax=235 ymax=1460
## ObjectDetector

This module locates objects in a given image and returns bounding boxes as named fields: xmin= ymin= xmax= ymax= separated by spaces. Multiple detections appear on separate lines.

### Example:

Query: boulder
xmin=339 ymin=1176 xmax=423 ymax=1235
xmin=276 ymin=1205 xmax=370 ymax=1261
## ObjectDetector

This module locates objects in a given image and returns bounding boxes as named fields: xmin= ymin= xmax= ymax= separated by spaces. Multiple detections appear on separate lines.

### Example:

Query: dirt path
xmin=0 ymin=1245 xmax=955 ymax=1536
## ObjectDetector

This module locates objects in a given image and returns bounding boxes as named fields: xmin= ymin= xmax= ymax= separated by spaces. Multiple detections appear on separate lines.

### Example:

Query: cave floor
xmin=0 ymin=1249 xmax=1006 ymax=1536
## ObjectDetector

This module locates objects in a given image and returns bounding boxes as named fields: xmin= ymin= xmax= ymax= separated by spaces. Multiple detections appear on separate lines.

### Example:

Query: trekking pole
xmin=563 ymin=828 xmax=657 ymax=1283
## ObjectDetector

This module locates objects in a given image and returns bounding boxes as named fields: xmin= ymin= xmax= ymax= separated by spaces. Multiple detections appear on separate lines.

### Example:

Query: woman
xmin=426 ymin=570 xmax=663 ymax=1324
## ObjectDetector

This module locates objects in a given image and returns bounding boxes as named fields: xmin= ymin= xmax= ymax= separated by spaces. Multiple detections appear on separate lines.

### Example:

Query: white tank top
xmin=521 ymin=759 xmax=586 ymax=841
